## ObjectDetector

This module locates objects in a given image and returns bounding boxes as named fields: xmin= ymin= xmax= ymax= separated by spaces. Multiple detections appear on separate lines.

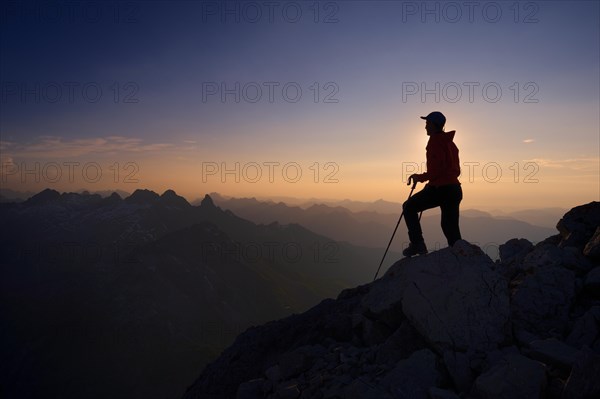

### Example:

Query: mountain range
xmin=0 ymin=188 xmax=391 ymax=399
xmin=199 ymin=193 xmax=557 ymax=258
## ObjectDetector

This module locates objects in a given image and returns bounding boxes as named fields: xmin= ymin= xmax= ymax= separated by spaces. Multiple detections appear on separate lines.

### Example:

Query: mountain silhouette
xmin=182 ymin=201 xmax=600 ymax=399
xmin=207 ymin=195 xmax=555 ymax=257
xmin=0 ymin=188 xmax=390 ymax=399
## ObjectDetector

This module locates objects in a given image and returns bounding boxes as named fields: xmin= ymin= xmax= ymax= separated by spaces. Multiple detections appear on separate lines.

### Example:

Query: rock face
xmin=359 ymin=240 xmax=510 ymax=357
xmin=557 ymin=202 xmax=600 ymax=250
xmin=473 ymin=353 xmax=547 ymax=399
xmin=182 ymin=202 xmax=600 ymax=399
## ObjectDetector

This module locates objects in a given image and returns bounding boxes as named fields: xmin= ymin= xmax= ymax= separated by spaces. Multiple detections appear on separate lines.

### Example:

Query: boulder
xmin=562 ymin=349 xmax=600 ymax=399
xmin=525 ymin=338 xmax=579 ymax=371
xmin=584 ymin=267 xmax=600 ymax=296
xmin=352 ymin=314 xmax=394 ymax=346
xmin=521 ymin=243 xmax=593 ymax=275
xmin=236 ymin=379 xmax=265 ymax=399
xmin=498 ymin=238 xmax=534 ymax=278
xmin=556 ymin=202 xmax=600 ymax=250
xmin=473 ymin=353 xmax=547 ymax=399
xmin=364 ymin=241 xmax=511 ymax=353
xmin=566 ymin=306 xmax=600 ymax=351
xmin=342 ymin=378 xmax=392 ymax=399
xmin=359 ymin=258 xmax=408 ymax=329
xmin=428 ymin=387 xmax=461 ymax=399
xmin=511 ymin=265 xmax=576 ymax=338
xmin=380 ymin=349 xmax=443 ymax=399
xmin=279 ymin=345 xmax=327 ymax=380
xmin=442 ymin=350 xmax=475 ymax=393
xmin=276 ymin=383 xmax=301 ymax=399
xmin=374 ymin=320 xmax=428 ymax=365
xmin=265 ymin=365 xmax=282 ymax=383
xmin=583 ymin=227 xmax=600 ymax=260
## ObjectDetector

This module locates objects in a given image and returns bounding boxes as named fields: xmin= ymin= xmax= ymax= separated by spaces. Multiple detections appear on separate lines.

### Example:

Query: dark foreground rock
xmin=182 ymin=202 xmax=600 ymax=399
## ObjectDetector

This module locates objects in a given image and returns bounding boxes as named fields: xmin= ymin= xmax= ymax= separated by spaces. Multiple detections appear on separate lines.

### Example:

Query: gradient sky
xmin=1 ymin=0 xmax=598 ymax=211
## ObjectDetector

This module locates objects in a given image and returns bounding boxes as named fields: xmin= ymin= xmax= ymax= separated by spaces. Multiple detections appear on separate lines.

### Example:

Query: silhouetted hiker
xmin=403 ymin=111 xmax=462 ymax=257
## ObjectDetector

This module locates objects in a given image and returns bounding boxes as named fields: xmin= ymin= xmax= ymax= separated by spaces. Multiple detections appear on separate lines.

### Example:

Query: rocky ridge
xmin=182 ymin=202 xmax=600 ymax=399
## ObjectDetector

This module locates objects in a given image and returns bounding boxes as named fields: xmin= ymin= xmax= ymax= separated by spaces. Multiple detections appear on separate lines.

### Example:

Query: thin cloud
xmin=522 ymin=139 xmax=535 ymax=144
xmin=524 ymin=157 xmax=600 ymax=171
xmin=1 ymin=135 xmax=189 ymax=158
xmin=0 ymin=141 xmax=14 ymax=151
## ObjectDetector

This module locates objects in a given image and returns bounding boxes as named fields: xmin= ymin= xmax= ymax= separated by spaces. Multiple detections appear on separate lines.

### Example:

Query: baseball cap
xmin=420 ymin=111 xmax=446 ymax=127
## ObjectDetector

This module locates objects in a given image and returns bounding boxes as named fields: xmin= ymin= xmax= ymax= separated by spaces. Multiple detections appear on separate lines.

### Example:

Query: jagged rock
xmin=265 ymin=365 xmax=282 ymax=383
xmin=521 ymin=243 xmax=593 ymax=275
xmin=279 ymin=345 xmax=327 ymax=380
xmin=380 ymin=349 xmax=443 ymax=399
xmin=236 ymin=378 xmax=265 ymax=399
xmin=352 ymin=314 xmax=393 ymax=346
xmin=343 ymin=378 xmax=391 ymax=399
xmin=513 ymin=329 xmax=542 ymax=347
xmin=428 ymin=387 xmax=461 ymax=399
xmin=182 ymin=204 xmax=600 ymax=399
xmin=358 ymin=270 xmax=406 ymax=329
xmin=547 ymin=377 xmax=567 ymax=399
xmin=524 ymin=338 xmax=579 ymax=371
xmin=584 ymin=267 xmax=600 ymax=296
xmin=511 ymin=265 xmax=576 ymax=339
xmin=498 ymin=238 xmax=534 ymax=278
xmin=500 ymin=238 xmax=533 ymax=263
xmin=562 ymin=349 xmax=600 ymax=399
xmin=473 ymin=353 xmax=547 ymax=399
xmin=364 ymin=240 xmax=510 ymax=354
xmin=374 ymin=320 xmax=428 ymax=365
xmin=321 ymin=375 xmax=352 ymax=399
xmin=478 ymin=346 xmax=521 ymax=374
xmin=182 ymin=293 xmax=361 ymax=399
xmin=276 ymin=383 xmax=301 ymax=399
xmin=584 ymin=227 xmax=600 ymax=260
xmin=556 ymin=202 xmax=600 ymax=251
xmin=566 ymin=306 xmax=600 ymax=351
xmin=443 ymin=350 xmax=475 ymax=393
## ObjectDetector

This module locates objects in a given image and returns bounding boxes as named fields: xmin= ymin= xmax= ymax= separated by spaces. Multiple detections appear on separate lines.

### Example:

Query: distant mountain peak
xmin=25 ymin=188 xmax=61 ymax=205
xmin=125 ymin=189 xmax=160 ymax=204
xmin=102 ymin=191 xmax=123 ymax=205
xmin=160 ymin=189 xmax=190 ymax=208
xmin=201 ymin=194 xmax=215 ymax=208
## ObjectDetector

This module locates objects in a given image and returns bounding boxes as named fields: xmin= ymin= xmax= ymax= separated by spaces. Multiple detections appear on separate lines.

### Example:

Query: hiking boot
xmin=403 ymin=241 xmax=428 ymax=257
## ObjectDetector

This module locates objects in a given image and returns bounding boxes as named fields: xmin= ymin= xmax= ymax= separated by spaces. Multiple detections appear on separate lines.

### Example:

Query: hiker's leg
xmin=403 ymin=185 xmax=439 ymax=244
xmin=440 ymin=184 xmax=463 ymax=246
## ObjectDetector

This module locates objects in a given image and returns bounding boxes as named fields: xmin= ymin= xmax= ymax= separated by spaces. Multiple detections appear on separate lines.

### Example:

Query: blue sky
xmin=1 ymin=0 xmax=598 ymax=209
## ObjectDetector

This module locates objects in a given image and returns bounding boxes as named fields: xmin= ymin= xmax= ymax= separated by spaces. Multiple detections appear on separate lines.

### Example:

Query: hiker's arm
xmin=406 ymin=173 xmax=427 ymax=186
xmin=420 ymin=143 xmax=445 ymax=182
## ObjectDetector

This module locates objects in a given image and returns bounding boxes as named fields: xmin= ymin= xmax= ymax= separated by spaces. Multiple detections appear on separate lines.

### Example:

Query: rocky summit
xmin=182 ymin=202 xmax=600 ymax=399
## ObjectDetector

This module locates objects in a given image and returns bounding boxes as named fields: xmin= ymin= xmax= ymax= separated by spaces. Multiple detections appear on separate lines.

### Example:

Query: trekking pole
xmin=373 ymin=180 xmax=418 ymax=281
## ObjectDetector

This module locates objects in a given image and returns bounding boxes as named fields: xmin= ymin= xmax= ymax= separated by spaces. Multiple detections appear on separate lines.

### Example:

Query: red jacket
xmin=417 ymin=130 xmax=460 ymax=186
